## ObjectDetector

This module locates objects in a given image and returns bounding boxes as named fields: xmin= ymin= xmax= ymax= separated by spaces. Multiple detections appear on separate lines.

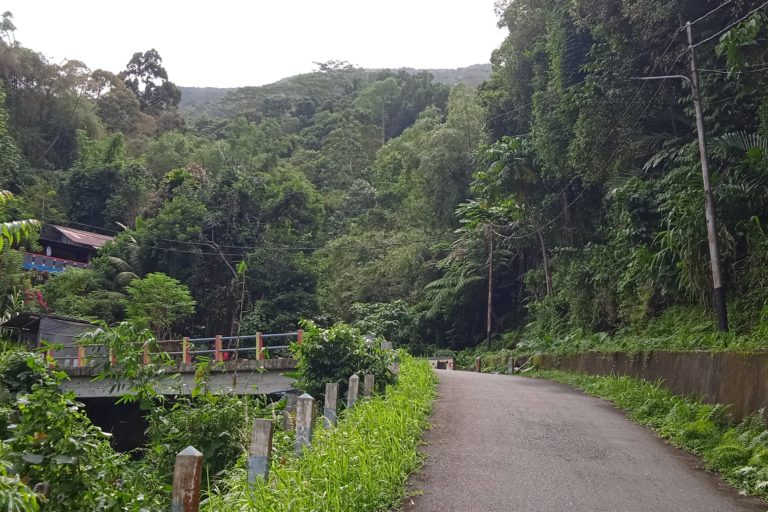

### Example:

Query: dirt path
xmin=403 ymin=370 xmax=766 ymax=512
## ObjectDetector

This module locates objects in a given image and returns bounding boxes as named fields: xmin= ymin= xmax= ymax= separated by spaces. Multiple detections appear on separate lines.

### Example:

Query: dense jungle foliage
xmin=3 ymin=1 xmax=768 ymax=355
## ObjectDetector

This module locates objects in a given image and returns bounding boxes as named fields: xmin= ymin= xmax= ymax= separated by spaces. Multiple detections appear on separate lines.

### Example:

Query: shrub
xmin=0 ymin=351 xmax=58 ymax=394
xmin=291 ymin=321 xmax=395 ymax=397
xmin=204 ymin=354 xmax=437 ymax=511
xmin=144 ymin=394 xmax=263 ymax=482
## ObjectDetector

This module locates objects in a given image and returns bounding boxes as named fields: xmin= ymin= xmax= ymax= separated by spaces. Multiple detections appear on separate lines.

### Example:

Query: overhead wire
xmin=488 ymin=28 xmax=688 ymax=243
xmin=689 ymin=1 xmax=768 ymax=50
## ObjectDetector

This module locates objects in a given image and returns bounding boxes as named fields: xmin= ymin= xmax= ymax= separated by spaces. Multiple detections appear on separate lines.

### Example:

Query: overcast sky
xmin=3 ymin=0 xmax=506 ymax=88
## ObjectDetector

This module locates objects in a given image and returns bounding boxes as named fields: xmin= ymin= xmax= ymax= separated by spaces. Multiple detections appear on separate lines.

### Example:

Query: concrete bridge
xmin=50 ymin=332 xmax=300 ymax=398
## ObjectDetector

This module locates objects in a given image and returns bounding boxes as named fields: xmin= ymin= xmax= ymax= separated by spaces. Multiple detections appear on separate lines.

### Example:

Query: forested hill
xmin=178 ymin=63 xmax=491 ymax=119
xmin=3 ymin=2 xmax=768 ymax=357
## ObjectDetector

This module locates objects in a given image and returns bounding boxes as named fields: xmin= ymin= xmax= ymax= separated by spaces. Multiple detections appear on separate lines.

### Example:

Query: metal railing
xmin=47 ymin=330 xmax=303 ymax=369
xmin=23 ymin=252 xmax=89 ymax=273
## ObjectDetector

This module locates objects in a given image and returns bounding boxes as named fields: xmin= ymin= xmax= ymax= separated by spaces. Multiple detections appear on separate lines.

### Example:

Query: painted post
xmin=214 ymin=335 xmax=223 ymax=362
xmin=142 ymin=343 xmax=150 ymax=365
xmin=282 ymin=392 xmax=297 ymax=431
xmin=77 ymin=345 xmax=86 ymax=368
xmin=247 ymin=419 xmax=273 ymax=485
xmin=256 ymin=332 xmax=264 ymax=361
xmin=295 ymin=393 xmax=315 ymax=454
xmin=182 ymin=337 xmax=191 ymax=364
xmin=347 ymin=374 xmax=360 ymax=409
xmin=475 ymin=357 xmax=482 ymax=372
xmin=296 ymin=329 xmax=303 ymax=345
xmin=323 ymin=383 xmax=339 ymax=428
xmin=171 ymin=446 xmax=203 ymax=512
xmin=363 ymin=374 xmax=375 ymax=398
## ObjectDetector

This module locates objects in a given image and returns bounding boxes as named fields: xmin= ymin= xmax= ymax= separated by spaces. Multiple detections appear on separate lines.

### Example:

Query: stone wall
xmin=537 ymin=351 xmax=768 ymax=421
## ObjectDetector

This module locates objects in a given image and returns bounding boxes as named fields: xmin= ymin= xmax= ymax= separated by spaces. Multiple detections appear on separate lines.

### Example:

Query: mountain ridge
xmin=178 ymin=63 xmax=491 ymax=118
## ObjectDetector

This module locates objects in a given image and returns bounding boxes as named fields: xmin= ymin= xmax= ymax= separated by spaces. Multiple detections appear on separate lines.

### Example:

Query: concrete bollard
xmin=363 ymin=374 xmax=375 ymax=398
xmin=475 ymin=357 xmax=482 ymax=372
xmin=347 ymin=374 xmax=360 ymax=409
xmin=248 ymin=419 xmax=273 ymax=485
xmin=324 ymin=383 xmax=339 ymax=428
xmin=295 ymin=393 xmax=315 ymax=454
xmin=282 ymin=392 xmax=298 ymax=431
xmin=171 ymin=446 xmax=203 ymax=512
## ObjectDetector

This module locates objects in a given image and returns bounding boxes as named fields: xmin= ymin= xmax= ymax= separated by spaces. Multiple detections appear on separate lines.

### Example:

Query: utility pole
xmin=635 ymin=25 xmax=729 ymax=332
xmin=687 ymin=21 xmax=728 ymax=332
xmin=486 ymin=225 xmax=493 ymax=349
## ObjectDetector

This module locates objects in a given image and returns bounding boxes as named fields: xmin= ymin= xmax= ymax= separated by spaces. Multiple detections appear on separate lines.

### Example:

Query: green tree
xmin=119 ymin=49 xmax=181 ymax=115
xmin=125 ymin=273 xmax=195 ymax=338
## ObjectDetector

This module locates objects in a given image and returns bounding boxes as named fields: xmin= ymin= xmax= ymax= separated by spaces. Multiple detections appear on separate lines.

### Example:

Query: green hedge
xmin=204 ymin=354 xmax=437 ymax=511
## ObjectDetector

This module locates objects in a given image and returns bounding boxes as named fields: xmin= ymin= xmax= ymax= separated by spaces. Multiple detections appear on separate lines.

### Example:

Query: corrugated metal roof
xmin=49 ymin=225 xmax=114 ymax=249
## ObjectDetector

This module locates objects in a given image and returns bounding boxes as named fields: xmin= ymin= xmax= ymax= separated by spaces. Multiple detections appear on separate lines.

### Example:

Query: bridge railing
xmin=46 ymin=330 xmax=303 ymax=369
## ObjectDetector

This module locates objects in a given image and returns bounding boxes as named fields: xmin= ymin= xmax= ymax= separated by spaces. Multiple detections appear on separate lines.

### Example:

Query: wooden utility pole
xmin=486 ymin=225 xmax=494 ymax=349
xmin=635 ymin=24 xmax=730 ymax=333
xmin=687 ymin=21 xmax=728 ymax=332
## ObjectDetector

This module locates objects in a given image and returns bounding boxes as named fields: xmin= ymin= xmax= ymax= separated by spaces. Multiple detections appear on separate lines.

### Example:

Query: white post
xmin=363 ymin=374 xmax=375 ymax=398
xmin=347 ymin=374 xmax=360 ymax=409
xmin=248 ymin=419 xmax=273 ymax=485
xmin=324 ymin=383 xmax=339 ymax=428
xmin=295 ymin=393 xmax=315 ymax=454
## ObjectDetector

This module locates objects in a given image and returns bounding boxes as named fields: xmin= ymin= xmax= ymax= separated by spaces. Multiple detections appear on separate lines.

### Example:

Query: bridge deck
xmin=60 ymin=359 xmax=297 ymax=398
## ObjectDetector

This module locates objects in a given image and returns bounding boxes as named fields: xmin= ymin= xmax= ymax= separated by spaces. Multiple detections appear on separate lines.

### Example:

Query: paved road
xmin=403 ymin=370 xmax=766 ymax=512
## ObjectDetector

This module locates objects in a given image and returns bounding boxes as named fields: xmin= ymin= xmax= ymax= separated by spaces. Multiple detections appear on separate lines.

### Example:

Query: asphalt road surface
xmin=403 ymin=370 xmax=766 ymax=512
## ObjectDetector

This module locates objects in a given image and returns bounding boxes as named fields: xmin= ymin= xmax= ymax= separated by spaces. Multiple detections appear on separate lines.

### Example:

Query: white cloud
xmin=4 ymin=0 xmax=506 ymax=87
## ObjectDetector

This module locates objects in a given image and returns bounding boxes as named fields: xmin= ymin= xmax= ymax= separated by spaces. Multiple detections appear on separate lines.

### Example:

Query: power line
xmin=691 ymin=1 xmax=768 ymax=50
xmin=687 ymin=0 xmax=734 ymax=27
xmin=700 ymin=65 xmax=768 ymax=75
xmin=489 ymin=31 xmax=688 ymax=243
xmin=44 ymin=217 xmax=455 ymax=258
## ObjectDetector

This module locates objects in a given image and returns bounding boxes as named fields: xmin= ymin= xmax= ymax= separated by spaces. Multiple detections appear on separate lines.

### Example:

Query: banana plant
xmin=0 ymin=190 xmax=40 ymax=250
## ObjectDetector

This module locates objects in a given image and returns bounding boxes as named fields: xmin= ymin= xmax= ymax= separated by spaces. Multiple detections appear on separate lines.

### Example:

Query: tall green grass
xmin=202 ymin=354 xmax=437 ymax=511
xmin=537 ymin=370 xmax=768 ymax=499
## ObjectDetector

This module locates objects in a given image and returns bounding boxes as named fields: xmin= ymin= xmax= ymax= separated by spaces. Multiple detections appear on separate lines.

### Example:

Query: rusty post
xmin=77 ymin=345 xmax=86 ymax=368
xmin=475 ymin=357 xmax=482 ymax=372
xmin=109 ymin=348 xmax=116 ymax=366
xmin=143 ymin=343 xmax=150 ymax=365
xmin=248 ymin=419 xmax=273 ymax=485
xmin=46 ymin=348 xmax=55 ymax=369
xmin=296 ymin=329 xmax=303 ymax=345
xmin=182 ymin=336 xmax=191 ymax=364
xmin=171 ymin=446 xmax=203 ymax=512
xmin=214 ymin=335 xmax=223 ymax=362
xmin=363 ymin=374 xmax=375 ymax=398
xmin=256 ymin=332 xmax=264 ymax=361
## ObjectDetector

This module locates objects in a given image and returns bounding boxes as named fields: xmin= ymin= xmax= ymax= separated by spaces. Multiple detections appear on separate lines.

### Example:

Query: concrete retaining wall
xmin=537 ymin=351 xmax=768 ymax=421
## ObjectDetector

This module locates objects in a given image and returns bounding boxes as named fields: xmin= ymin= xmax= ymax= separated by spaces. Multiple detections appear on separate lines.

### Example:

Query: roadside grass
xmin=202 ymin=354 xmax=438 ymax=511
xmin=535 ymin=370 xmax=768 ymax=500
